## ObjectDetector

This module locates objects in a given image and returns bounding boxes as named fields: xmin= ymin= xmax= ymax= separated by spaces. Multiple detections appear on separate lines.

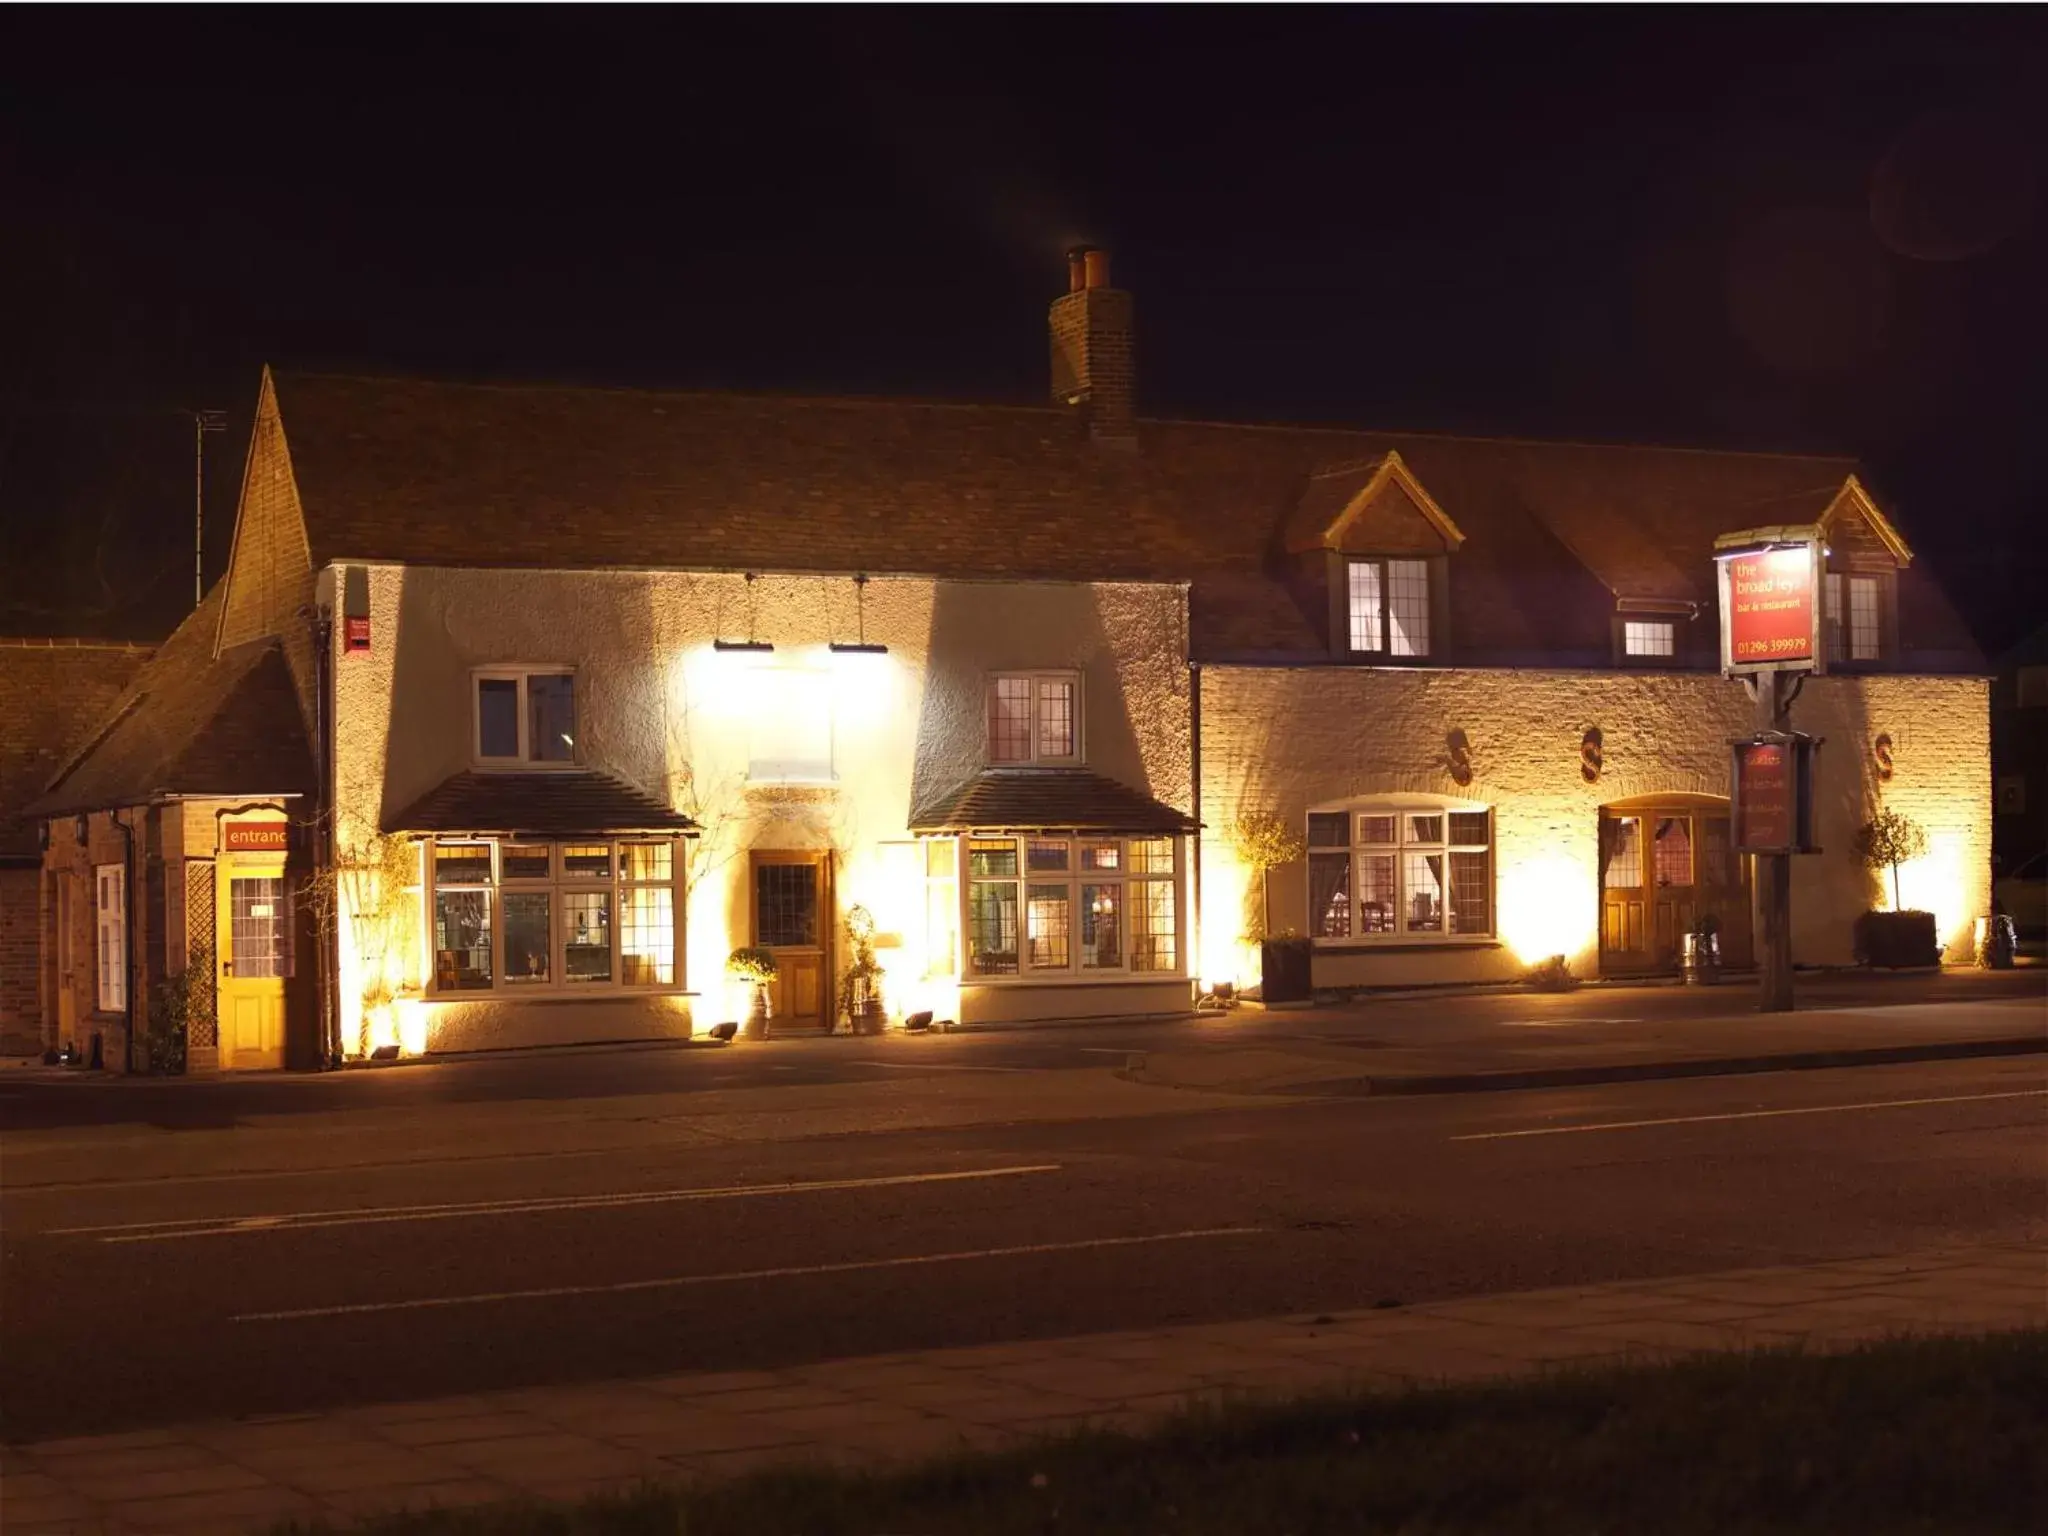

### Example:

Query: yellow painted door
xmin=218 ymin=871 xmax=287 ymax=1070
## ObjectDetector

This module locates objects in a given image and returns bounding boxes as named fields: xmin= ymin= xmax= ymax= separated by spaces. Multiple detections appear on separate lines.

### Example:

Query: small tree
xmin=1231 ymin=811 xmax=1307 ymax=941
xmin=1852 ymin=808 xmax=1929 ymax=911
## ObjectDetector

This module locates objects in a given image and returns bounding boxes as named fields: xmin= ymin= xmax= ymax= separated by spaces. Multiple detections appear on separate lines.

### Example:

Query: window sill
xmin=962 ymin=973 xmax=1186 ymax=988
xmin=424 ymin=985 xmax=692 ymax=1005
xmin=1312 ymin=939 xmax=1501 ymax=953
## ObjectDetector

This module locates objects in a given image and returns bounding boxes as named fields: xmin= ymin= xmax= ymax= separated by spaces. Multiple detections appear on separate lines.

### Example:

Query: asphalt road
xmin=4 ymin=1044 xmax=2042 ymax=1442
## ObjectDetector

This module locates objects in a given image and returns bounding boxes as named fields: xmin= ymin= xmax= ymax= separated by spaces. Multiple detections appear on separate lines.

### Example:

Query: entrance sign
xmin=1730 ymin=733 xmax=1820 ymax=854
xmin=223 ymin=821 xmax=290 ymax=852
xmin=1713 ymin=530 xmax=1824 ymax=676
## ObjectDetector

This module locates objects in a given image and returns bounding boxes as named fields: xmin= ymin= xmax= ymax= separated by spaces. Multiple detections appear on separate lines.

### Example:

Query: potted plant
xmin=1850 ymin=810 xmax=1940 ymax=968
xmin=838 ymin=904 xmax=887 ymax=1035
xmin=727 ymin=946 xmax=778 ymax=1039
xmin=1682 ymin=911 xmax=1721 ymax=986
xmin=1233 ymin=812 xmax=1312 ymax=1004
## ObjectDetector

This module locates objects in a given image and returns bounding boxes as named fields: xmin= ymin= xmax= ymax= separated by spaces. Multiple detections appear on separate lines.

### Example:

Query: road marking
xmin=232 ymin=1227 xmax=1270 ymax=1322
xmin=1450 ymin=1088 xmax=2048 ymax=1141
xmin=52 ymin=1165 xmax=1063 ymax=1243
xmin=1499 ymin=1018 xmax=1640 ymax=1028
xmin=848 ymin=1060 xmax=1033 ymax=1074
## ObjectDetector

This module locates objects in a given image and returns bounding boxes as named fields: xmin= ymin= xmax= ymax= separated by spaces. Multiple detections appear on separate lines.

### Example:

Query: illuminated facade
xmin=20 ymin=250 xmax=1989 ymax=1066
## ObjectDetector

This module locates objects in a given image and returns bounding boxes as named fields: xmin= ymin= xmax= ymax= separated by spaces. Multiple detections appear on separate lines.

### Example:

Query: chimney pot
xmin=1084 ymin=248 xmax=1111 ymax=290
xmin=1066 ymin=247 xmax=1088 ymax=293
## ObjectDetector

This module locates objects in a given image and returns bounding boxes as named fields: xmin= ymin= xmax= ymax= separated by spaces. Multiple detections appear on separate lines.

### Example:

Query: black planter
xmin=1259 ymin=937 xmax=1314 ymax=1004
xmin=1854 ymin=910 xmax=1940 ymax=969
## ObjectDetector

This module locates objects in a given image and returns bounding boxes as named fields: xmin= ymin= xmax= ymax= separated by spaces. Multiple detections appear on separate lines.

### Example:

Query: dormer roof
xmin=1282 ymin=451 xmax=1465 ymax=555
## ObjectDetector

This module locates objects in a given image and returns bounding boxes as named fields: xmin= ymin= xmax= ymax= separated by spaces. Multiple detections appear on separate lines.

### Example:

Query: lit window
xmin=432 ymin=844 xmax=494 ymax=991
xmin=473 ymin=670 xmax=576 ymax=764
xmin=1824 ymin=574 xmax=1883 ymax=663
xmin=95 ymin=863 xmax=126 ymax=1012
xmin=1307 ymin=806 xmax=1491 ymax=940
xmin=987 ymin=673 xmax=1081 ymax=763
xmin=620 ymin=840 xmax=676 ymax=986
xmin=1346 ymin=559 xmax=1432 ymax=656
xmin=962 ymin=835 xmax=1179 ymax=978
xmin=503 ymin=892 xmax=552 ymax=983
xmin=924 ymin=838 xmax=960 ymax=977
xmin=1623 ymin=620 xmax=1675 ymax=658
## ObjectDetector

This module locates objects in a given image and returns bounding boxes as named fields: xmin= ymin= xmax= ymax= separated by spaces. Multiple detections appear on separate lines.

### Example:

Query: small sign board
xmin=223 ymin=821 xmax=290 ymax=852
xmin=1714 ymin=535 xmax=1824 ymax=676
xmin=344 ymin=615 xmax=371 ymax=653
xmin=1731 ymin=733 xmax=1820 ymax=854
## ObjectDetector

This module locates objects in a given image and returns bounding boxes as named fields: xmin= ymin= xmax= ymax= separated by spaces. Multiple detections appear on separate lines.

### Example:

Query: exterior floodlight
xmin=830 ymin=573 xmax=889 ymax=655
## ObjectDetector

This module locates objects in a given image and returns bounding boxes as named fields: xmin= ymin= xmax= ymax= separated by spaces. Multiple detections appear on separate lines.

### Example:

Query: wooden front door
xmin=218 ymin=868 xmax=288 ymax=1069
xmin=53 ymin=871 xmax=77 ymax=1046
xmin=1600 ymin=807 xmax=1753 ymax=974
xmin=751 ymin=851 xmax=831 ymax=1033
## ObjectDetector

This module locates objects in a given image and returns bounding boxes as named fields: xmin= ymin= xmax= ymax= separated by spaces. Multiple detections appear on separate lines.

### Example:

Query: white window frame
xmin=1306 ymin=804 xmax=1494 ymax=944
xmin=472 ymin=667 xmax=579 ymax=768
xmin=1346 ymin=557 xmax=1433 ymax=657
xmin=1823 ymin=573 xmax=1884 ymax=664
xmin=985 ymin=671 xmax=1083 ymax=765
xmin=426 ymin=836 xmax=684 ymax=997
xmin=1622 ymin=619 xmax=1676 ymax=659
xmin=94 ymin=863 xmax=126 ymax=1013
xmin=951 ymin=833 xmax=1181 ymax=982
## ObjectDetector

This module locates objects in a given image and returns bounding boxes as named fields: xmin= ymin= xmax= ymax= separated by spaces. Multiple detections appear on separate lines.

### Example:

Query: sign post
xmin=1713 ymin=526 xmax=1825 ymax=1013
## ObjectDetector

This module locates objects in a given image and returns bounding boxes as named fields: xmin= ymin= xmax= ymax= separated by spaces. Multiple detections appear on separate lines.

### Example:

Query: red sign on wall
xmin=223 ymin=822 xmax=290 ymax=852
xmin=1718 ymin=543 xmax=1820 ymax=673
xmin=344 ymin=616 xmax=371 ymax=653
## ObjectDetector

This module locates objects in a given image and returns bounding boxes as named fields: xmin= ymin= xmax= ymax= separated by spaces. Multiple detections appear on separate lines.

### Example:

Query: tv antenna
xmin=186 ymin=409 xmax=228 ymax=607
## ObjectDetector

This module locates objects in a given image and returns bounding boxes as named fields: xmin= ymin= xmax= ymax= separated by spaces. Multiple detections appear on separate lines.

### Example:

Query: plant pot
xmin=739 ymin=984 xmax=772 ymax=1040
xmin=1680 ymin=932 xmax=1721 ymax=986
xmin=1258 ymin=937 xmax=1314 ymax=1004
xmin=1854 ymin=910 xmax=1940 ymax=969
xmin=855 ymin=999 xmax=887 ymax=1036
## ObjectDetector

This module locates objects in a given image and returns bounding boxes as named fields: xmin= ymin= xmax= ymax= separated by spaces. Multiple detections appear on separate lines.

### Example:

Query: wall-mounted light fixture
xmin=714 ymin=572 xmax=776 ymax=653
xmin=830 ymin=574 xmax=888 ymax=655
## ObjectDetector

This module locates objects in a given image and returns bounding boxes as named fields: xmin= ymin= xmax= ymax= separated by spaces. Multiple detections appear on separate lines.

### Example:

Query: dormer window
xmin=475 ymin=669 xmax=576 ymax=766
xmin=1824 ymin=573 xmax=1886 ymax=664
xmin=1347 ymin=558 xmax=1433 ymax=657
xmin=1622 ymin=619 xmax=1675 ymax=659
xmin=987 ymin=671 xmax=1081 ymax=765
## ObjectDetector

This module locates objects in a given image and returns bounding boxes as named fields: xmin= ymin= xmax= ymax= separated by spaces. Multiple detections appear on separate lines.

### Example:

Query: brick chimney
xmin=1049 ymin=246 xmax=1136 ymax=446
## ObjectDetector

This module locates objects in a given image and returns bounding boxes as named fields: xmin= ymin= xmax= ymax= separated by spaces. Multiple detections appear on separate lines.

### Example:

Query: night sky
xmin=2 ymin=9 xmax=2042 ymax=650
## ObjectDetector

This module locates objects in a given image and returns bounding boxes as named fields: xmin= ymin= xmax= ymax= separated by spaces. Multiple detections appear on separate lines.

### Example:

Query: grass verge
xmin=276 ymin=1329 xmax=2048 ymax=1535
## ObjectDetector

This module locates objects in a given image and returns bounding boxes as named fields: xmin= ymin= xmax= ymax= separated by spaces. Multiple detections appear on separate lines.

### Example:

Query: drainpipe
xmin=311 ymin=609 xmax=339 ymax=1069
xmin=112 ymin=808 xmax=137 ymax=1073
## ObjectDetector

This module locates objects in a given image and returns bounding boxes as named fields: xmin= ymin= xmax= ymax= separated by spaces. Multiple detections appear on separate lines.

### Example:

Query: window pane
xmin=989 ymin=677 xmax=1033 ymax=762
xmin=502 ymin=844 xmax=551 ymax=880
xmin=1824 ymin=574 xmax=1845 ymax=664
xmin=925 ymin=838 xmax=956 ymax=877
xmin=1081 ymin=884 xmax=1122 ymax=968
xmin=1347 ymin=560 xmax=1383 ymax=652
xmin=1035 ymin=678 xmax=1076 ymax=759
xmin=1307 ymin=812 xmax=1349 ymax=848
xmin=1308 ymin=852 xmax=1351 ymax=939
xmin=1357 ymin=814 xmax=1397 ymax=846
xmin=1624 ymin=620 xmax=1674 ymax=657
xmin=434 ymin=889 xmax=493 ymax=990
xmin=1448 ymin=850 xmax=1490 ymax=934
xmin=435 ymin=843 xmax=493 ymax=885
xmin=477 ymin=678 xmax=519 ymax=758
xmin=1027 ymin=839 xmax=1070 ymax=872
xmin=1079 ymin=840 xmax=1121 ymax=872
xmin=1849 ymin=576 xmax=1881 ymax=660
xmin=1127 ymin=837 xmax=1174 ymax=876
xmin=927 ymin=878 xmax=958 ymax=976
xmin=1130 ymin=879 xmax=1177 ymax=972
xmin=1360 ymin=853 xmax=1398 ymax=932
xmin=968 ymin=881 xmax=1019 ymax=974
xmin=1403 ymin=851 xmax=1445 ymax=931
xmin=528 ymin=674 xmax=575 ymax=762
xmin=968 ymin=839 xmax=1018 ymax=878
xmin=230 ymin=876 xmax=288 ymax=980
xmin=563 ymin=892 xmax=612 ymax=982
xmin=1026 ymin=883 xmax=1071 ymax=969
xmin=504 ymin=891 xmax=552 ymax=983
xmin=621 ymin=841 xmax=672 ymax=882
xmin=1448 ymin=812 xmax=1489 ymax=847
xmin=562 ymin=843 xmax=612 ymax=879
xmin=1603 ymin=817 xmax=1643 ymax=889
xmin=1387 ymin=559 xmax=1431 ymax=656
xmin=1699 ymin=821 xmax=1733 ymax=887
xmin=621 ymin=886 xmax=674 ymax=985
xmin=1407 ymin=814 xmax=1444 ymax=845
xmin=754 ymin=863 xmax=818 ymax=947
xmin=1653 ymin=818 xmax=1693 ymax=887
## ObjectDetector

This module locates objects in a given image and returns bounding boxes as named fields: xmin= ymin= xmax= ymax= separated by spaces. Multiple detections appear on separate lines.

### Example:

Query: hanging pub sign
xmin=1730 ymin=732 xmax=1821 ymax=854
xmin=1712 ymin=527 xmax=1825 ymax=676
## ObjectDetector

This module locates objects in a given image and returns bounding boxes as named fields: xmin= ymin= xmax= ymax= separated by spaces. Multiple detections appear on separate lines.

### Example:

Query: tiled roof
xmin=0 ymin=640 xmax=153 ymax=860
xmin=25 ymin=587 xmax=315 ymax=820
xmin=267 ymin=370 xmax=1978 ymax=667
xmin=909 ymin=768 xmax=1198 ymax=836
xmin=383 ymin=770 xmax=699 ymax=837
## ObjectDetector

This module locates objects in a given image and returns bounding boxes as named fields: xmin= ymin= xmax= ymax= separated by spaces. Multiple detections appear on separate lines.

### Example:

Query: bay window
xmin=956 ymin=834 xmax=1179 ymax=978
xmin=1308 ymin=807 xmax=1492 ymax=941
xmin=427 ymin=837 xmax=683 ymax=995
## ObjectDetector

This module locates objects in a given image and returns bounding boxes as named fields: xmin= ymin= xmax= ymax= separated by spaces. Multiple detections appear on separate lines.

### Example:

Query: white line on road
xmin=53 ymin=1165 xmax=1063 ymax=1243
xmin=1450 ymin=1089 xmax=2048 ymax=1142
xmin=848 ymin=1060 xmax=1034 ymax=1073
xmin=233 ymin=1227 xmax=1270 ymax=1322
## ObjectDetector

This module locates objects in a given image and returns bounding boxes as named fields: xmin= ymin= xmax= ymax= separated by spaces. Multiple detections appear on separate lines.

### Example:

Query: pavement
xmin=3 ymin=1238 xmax=2041 ymax=1535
